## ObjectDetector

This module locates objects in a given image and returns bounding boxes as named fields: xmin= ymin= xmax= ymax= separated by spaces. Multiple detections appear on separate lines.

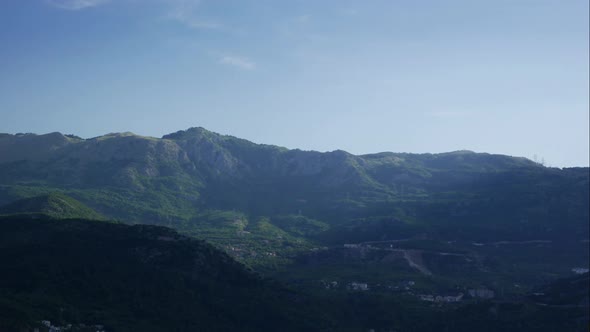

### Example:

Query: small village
xmin=321 ymin=278 xmax=496 ymax=304
xmin=32 ymin=320 xmax=107 ymax=332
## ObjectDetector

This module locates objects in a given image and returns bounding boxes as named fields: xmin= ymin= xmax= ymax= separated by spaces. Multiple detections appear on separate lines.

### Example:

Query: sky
xmin=0 ymin=0 xmax=588 ymax=167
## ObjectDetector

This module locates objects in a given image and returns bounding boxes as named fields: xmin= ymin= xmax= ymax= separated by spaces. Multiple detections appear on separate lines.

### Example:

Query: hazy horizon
xmin=1 ymin=0 xmax=588 ymax=167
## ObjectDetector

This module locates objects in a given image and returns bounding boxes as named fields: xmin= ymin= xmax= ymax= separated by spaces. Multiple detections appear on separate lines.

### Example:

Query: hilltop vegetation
xmin=0 ymin=193 xmax=104 ymax=220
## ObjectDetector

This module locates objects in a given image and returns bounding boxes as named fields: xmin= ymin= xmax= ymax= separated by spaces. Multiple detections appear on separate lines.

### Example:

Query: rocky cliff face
xmin=161 ymin=128 xmax=371 ymax=188
xmin=164 ymin=127 xmax=243 ymax=177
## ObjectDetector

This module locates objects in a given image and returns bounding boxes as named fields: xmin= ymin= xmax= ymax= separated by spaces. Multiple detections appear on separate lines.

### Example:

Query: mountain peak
xmin=162 ymin=127 xmax=217 ymax=140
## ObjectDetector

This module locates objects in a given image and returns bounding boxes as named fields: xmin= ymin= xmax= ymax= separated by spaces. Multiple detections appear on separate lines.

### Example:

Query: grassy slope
xmin=0 ymin=193 xmax=105 ymax=220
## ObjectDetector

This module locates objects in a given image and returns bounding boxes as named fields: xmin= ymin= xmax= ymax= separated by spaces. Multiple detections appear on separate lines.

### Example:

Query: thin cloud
xmin=218 ymin=55 xmax=255 ymax=70
xmin=48 ymin=0 xmax=227 ymax=31
xmin=169 ymin=14 xmax=223 ymax=30
xmin=166 ymin=0 xmax=224 ymax=30
xmin=47 ymin=0 xmax=110 ymax=10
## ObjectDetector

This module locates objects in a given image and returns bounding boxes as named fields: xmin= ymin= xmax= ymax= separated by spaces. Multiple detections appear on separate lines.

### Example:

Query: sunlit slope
xmin=0 ymin=193 xmax=104 ymax=220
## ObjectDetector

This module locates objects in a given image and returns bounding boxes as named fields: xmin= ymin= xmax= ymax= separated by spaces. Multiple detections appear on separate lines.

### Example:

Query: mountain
xmin=0 ymin=215 xmax=326 ymax=332
xmin=0 ymin=127 xmax=588 ymax=331
xmin=0 ymin=127 xmax=587 ymax=296
xmin=0 ymin=193 xmax=104 ymax=220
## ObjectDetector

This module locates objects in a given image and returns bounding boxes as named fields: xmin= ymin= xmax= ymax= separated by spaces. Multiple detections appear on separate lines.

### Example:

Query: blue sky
xmin=0 ymin=0 xmax=588 ymax=167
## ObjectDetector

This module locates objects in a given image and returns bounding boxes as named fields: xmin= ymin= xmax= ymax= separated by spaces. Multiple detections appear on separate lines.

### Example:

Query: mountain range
xmin=0 ymin=127 xmax=588 ymax=331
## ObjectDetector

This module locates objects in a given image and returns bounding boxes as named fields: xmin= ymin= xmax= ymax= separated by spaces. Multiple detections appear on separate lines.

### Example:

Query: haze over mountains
xmin=1 ymin=127 xmax=586 ymax=226
xmin=0 ymin=127 xmax=588 ymax=331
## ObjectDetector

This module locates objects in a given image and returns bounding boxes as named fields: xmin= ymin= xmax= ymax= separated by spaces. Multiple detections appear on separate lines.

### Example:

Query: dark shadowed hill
xmin=0 ymin=214 xmax=586 ymax=332
xmin=0 ymin=215 xmax=327 ymax=332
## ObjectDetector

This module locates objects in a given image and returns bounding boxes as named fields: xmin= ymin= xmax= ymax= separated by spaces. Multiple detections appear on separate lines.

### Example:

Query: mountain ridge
xmin=0 ymin=127 xmax=550 ymax=167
